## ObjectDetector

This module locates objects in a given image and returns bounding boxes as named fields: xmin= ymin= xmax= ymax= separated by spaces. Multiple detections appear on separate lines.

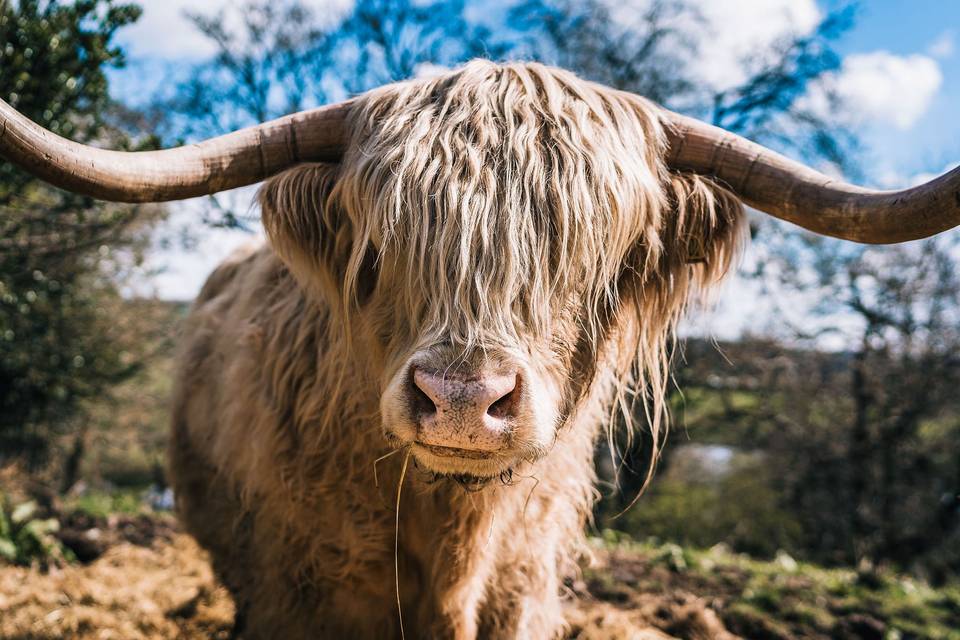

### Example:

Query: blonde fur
xmin=170 ymin=60 xmax=745 ymax=639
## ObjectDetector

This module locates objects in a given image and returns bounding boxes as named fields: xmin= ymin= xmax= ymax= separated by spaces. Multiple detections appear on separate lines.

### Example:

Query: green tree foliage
xmin=0 ymin=0 xmax=161 ymax=471
xmin=618 ymin=242 xmax=960 ymax=577
xmin=759 ymin=239 xmax=960 ymax=578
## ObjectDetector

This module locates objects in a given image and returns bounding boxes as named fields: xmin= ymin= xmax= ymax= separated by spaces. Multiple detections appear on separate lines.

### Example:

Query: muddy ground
xmin=0 ymin=532 xmax=233 ymax=639
xmin=0 ymin=525 xmax=732 ymax=640
xmin=1 ymin=517 xmax=957 ymax=639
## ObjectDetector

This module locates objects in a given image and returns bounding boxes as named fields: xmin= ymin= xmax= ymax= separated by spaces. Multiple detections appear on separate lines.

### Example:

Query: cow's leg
xmin=475 ymin=560 xmax=566 ymax=640
xmin=168 ymin=414 xmax=256 ymax=634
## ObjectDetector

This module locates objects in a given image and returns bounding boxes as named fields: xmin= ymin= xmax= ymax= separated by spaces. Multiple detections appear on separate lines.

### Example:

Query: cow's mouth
xmin=414 ymin=461 xmax=518 ymax=490
xmin=415 ymin=442 xmax=498 ymax=459
xmin=408 ymin=441 xmax=516 ymax=481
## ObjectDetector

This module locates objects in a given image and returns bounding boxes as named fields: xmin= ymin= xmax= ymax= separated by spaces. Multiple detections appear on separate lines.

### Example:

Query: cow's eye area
xmin=354 ymin=244 xmax=379 ymax=305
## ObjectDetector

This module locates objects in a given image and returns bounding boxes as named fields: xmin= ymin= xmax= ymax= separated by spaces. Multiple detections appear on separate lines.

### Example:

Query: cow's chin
xmin=409 ymin=442 xmax=521 ymax=481
xmin=381 ymin=429 xmax=537 ymax=485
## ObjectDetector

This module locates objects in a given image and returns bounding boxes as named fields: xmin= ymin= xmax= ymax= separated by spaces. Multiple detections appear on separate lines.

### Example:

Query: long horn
xmin=663 ymin=110 xmax=960 ymax=244
xmin=0 ymin=98 xmax=351 ymax=203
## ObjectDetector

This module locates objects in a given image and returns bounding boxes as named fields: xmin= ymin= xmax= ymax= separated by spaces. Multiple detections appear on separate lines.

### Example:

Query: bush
xmin=0 ymin=497 xmax=73 ymax=567
xmin=616 ymin=451 xmax=803 ymax=558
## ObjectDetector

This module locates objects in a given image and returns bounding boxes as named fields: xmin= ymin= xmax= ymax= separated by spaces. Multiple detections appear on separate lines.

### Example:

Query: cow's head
xmin=3 ymin=60 xmax=959 ymax=482
xmin=260 ymin=62 xmax=743 ymax=480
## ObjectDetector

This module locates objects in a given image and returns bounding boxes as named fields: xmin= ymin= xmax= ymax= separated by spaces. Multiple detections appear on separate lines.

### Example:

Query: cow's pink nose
xmin=411 ymin=369 xmax=520 ymax=451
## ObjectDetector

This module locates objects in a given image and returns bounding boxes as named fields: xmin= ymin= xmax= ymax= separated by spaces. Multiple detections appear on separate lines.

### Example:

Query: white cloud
xmin=617 ymin=2 xmax=942 ymax=135
xmin=413 ymin=62 xmax=452 ymax=79
xmin=596 ymin=0 xmax=821 ymax=90
xmin=928 ymin=29 xmax=955 ymax=59
xmin=906 ymin=161 xmax=959 ymax=187
xmin=685 ymin=0 xmax=821 ymax=90
xmin=129 ymin=190 xmax=264 ymax=301
xmin=125 ymin=0 xmax=822 ymax=88
xmin=118 ymin=0 xmax=354 ymax=61
xmin=802 ymin=51 xmax=943 ymax=132
xmin=116 ymin=0 xmax=219 ymax=60
xmin=833 ymin=52 xmax=942 ymax=130
xmin=876 ymin=161 xmax=960 ymax=190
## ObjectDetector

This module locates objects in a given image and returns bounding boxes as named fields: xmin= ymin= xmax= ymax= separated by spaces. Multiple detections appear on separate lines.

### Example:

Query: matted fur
xmin=170 ymin=60 xmax=745 ymax=639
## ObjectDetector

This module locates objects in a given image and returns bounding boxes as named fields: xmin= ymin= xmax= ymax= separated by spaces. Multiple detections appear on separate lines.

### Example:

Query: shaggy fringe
xmin=260 ymin=60 xmax=746 ymax=486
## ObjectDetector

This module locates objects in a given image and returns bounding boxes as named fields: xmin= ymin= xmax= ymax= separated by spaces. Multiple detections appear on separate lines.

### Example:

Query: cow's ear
xmin=260 ymin=163 xmax=355 ymax=303
xmin=662 ymin=171 xmax=746 ymax=289
xmin=622 ymin=170 xmax=747 ymax=337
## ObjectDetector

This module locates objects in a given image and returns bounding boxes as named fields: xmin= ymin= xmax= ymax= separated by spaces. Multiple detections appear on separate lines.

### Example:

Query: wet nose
xmin=411 ymin=369 xmax=520 ymax=451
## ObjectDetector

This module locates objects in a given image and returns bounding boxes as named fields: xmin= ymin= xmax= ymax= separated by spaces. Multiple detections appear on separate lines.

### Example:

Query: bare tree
xmin=510 ymin=0 xmax=857 ymax=170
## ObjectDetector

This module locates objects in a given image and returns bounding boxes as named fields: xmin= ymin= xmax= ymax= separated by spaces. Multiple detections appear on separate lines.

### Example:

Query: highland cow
xmin=2 ymin=60 xmax=959 ymax=639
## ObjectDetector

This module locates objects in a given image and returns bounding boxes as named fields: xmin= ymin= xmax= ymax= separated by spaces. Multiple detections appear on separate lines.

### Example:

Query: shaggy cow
xmin=173 ymin=62 xmax=743 ymax=639
xmin=2 ymin=60 xmax=959 ymax=639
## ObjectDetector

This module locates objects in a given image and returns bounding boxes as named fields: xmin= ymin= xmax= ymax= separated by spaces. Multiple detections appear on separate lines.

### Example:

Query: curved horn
xmin=0 ymin=98 xmax=352 ymax=203
xmin=663 ymin=110 xmax=960 ymax=244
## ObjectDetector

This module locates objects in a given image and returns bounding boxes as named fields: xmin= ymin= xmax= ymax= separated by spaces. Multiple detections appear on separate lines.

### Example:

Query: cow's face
xmin=262 ymin=62 xmax=743 ymax=482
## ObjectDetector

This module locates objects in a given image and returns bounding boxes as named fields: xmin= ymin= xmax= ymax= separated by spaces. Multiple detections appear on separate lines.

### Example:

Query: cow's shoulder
xmin=195 ymin=240 xmax=268 ymax=305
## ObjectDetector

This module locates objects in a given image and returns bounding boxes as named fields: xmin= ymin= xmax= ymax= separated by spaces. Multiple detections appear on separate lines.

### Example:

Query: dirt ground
xmin=7 ymin=508 xmax=948 ymax=640
xmin=0 ymin=534 xmax=234 ymax=640
xmin=0 ymin=531 xmax=741 ymax=640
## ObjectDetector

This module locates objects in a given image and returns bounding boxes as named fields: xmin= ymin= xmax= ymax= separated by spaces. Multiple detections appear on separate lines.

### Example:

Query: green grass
xmin=64 ymin=488 xmax=149 ymax=519
xmin=588 ymin=534 xmax=960 ymax=640
xmin=0 ymin=498 xmax=75 ymax=567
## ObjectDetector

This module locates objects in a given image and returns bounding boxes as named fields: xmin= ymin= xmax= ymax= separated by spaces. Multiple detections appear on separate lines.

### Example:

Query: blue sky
xmin=830 ymin=1 xmax=960 ymax=181
xmin=109 ymin=0 xmax=960 ymax=185
xmin=108 ymin=0 xmax=960 ymax=341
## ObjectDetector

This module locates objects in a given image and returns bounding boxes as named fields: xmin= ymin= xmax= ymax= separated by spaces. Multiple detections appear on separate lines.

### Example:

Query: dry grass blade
xmin=373 ymin=448 xmax=401 ymax=488
xmin=395 ymin=450 xmax=411 ymax=640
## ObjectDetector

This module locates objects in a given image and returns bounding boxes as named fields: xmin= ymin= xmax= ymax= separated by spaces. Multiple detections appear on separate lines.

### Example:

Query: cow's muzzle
xmin=409 ymin=368 xmax=522 ymax=453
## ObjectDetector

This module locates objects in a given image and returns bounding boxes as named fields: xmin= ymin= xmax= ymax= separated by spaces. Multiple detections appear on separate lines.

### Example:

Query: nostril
xmin=410 ymin=372 xmax=437 ymax=417
xmin=486 ymin=376 xmax=521 ymax=420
